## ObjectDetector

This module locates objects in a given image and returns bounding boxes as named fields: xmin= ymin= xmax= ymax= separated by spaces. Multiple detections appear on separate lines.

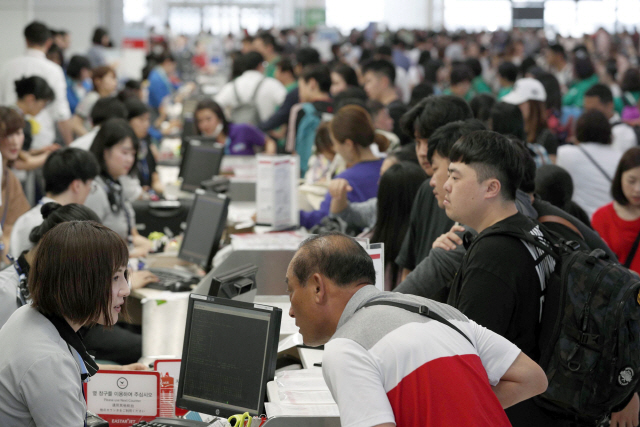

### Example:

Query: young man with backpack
xmin=285 ymin=64 xmax=333 ymax=175
xmin=215 ymin=51 xmax=286 ymax=126
xmin=444 ymin=130 xmax=640 ymax=426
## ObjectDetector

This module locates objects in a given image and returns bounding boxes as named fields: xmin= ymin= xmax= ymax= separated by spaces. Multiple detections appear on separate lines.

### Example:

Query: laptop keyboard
xmin=145 ymin=268 xmax=198 ymax=291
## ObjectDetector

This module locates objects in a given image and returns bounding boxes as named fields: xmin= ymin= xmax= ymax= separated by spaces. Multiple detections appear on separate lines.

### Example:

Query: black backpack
xmin=468 ymin=222 xmax=640 ymax=425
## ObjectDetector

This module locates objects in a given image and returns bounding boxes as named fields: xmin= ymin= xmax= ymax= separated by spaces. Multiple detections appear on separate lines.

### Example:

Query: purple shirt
xmin=227 ymin=123 xmax=266 ymax=155
xmin=300 ymin=158 xmax=384 ymax=229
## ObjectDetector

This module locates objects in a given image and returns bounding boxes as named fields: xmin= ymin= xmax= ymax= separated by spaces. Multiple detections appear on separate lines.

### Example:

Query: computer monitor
xmin=176 ymin=294 xmax=282 ymax=418
xmin=178 ymin=191 xmax=229 ymax=271
xmin=180 ymin=137 xmax=224 ymax=192
xmin=209 ymin=264 xmax=258 ymax=300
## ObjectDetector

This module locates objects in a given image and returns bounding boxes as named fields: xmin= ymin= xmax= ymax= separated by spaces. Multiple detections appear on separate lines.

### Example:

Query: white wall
xmin=0 ymin=0 xmax=34 ymax=66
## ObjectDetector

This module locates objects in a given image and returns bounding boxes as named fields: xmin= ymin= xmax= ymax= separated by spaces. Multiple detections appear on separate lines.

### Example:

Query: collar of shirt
xmin=610 ymin=112 xmax=622 ymax=124
xmin=335 ymin=285 xmax=381 ymax=332
xmin=40 ymin=312 xmax=99 ymax=379
xmin=25 ymin=48 xmax=46 ymax=59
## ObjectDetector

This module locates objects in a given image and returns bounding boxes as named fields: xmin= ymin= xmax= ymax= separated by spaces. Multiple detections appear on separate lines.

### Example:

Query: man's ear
xmin=484 ymin=178 xmax=502 ymax=200
xmin=310 ymin=272 xmax=328 ymax=304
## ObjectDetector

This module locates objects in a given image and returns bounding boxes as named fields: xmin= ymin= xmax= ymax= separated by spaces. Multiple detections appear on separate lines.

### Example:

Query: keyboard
xmin=145 ymin=268 xmax=198 ymax=292
xmin=131 ymin=418 xmax=212 ymax=427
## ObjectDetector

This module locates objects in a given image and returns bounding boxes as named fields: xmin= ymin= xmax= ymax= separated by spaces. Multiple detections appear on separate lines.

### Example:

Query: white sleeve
xmin=9 ymin=215 xmax=27 ymax=258
xmin=49 ymin=65 xmax=72 ymax=121
xmin=323 ymin=338 xmax=396 ymax=427
xmin=20 ymin=352 xmax=86 ymax=427
xmin=468 ymin=319 xmax=521 ymax=386
xmin=260 ymin=79 xmax=286 ymax=122
xmin=214 ymin=83 xmax=236 ymax=110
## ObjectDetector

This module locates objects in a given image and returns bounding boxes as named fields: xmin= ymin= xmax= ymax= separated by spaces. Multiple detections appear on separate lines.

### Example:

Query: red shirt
xmin=592 ymin=202 xmax=640 ymax=274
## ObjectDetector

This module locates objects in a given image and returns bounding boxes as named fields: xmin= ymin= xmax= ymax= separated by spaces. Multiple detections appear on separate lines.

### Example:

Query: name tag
xmin=85 ymin=370 xmax=160 ymax=425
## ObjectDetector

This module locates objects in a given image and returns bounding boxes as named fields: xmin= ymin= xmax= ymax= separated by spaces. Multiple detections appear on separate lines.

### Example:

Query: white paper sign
xmin=256 ymin=155 xmax=299 ymax=229
xmin=86 ymin=371 xmax=159 ymax=418
xmin=367 ymin=243 xmax=385 ymax=292
xmin=154 ymin=359 xmax=188 ymax=417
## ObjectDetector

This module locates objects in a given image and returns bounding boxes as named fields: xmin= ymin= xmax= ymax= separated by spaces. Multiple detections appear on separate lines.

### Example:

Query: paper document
xmin=264 ymin=403 xmax=339 ymax=418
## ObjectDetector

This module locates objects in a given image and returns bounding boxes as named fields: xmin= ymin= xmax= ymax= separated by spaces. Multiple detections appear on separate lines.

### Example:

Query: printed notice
xmin=154 ymin=359 xmax=188 ymax=417
xmin=367 ymin=243 xmax=385 ymax=292
xmin=85 ymin=370 xmax=159 ymax=425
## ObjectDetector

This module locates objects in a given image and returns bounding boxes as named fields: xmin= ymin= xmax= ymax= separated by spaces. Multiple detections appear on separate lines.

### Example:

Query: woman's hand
xmin=328 ymin=178 xmax=352 ymax=214
xmin=130 ymin=270 xmax=159 ymax=290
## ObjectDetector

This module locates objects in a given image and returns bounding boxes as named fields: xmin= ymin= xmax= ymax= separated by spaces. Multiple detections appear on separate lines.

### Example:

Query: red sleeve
xmin=591 ymin=203 xmax=615 ymax=249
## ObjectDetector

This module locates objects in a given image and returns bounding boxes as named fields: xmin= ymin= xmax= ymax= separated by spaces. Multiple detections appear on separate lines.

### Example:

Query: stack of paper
xmin=265 ymin=369 xmax=339 ymax=418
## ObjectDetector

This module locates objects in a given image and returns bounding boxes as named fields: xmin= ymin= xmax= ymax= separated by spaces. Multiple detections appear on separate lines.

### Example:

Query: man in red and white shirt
xmin=286 ymin=232 xmax=548 ymax=427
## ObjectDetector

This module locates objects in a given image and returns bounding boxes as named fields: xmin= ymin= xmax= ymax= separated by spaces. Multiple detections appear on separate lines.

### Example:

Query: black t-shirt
xmin=386 ymin=99 xmax=410 ymax=145
xmin=447 ymin=212 xmax=568 ymax=427
xmin=395 ymin=180 xmax=454 ymax=270
xmin=137 ymin=137 xmax=157 ymax=187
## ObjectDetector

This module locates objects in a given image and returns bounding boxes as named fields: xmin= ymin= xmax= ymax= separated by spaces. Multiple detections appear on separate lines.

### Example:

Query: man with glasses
xmin=10 ymin=147 xmax=99 ymax=257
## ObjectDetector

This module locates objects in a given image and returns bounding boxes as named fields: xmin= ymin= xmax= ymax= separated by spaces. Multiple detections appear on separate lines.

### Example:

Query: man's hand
xmin=432 ymin=225 xmax=466 ymax=251
xmin=610 ymin=392 xmax=639 ymax=427
xmin=329 ymin=178 xmax=352 ymax=214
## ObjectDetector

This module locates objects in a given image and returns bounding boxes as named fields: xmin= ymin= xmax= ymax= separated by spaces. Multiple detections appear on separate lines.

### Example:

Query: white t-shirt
xmin=556 ymin=142 xmax=623 ymax=218
xmin=0 ymin=264 xmax=20 ymax=329
xmin=0 ymin=49 xmax=71 ymax=149
xmin=610 ymin=113 xmax=638 ymax=153
xmin=70 ymin=126 xmax=100 ymax=151
xmin=215 ymin=70 xmax=287 ymax=123
xmin=9 ymin=197 xmax=55 ymax=258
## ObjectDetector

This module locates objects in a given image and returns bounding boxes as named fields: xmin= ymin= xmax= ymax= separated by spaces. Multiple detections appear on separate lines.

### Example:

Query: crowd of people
xmin=0 ymin=17 xmax=640 ymax=427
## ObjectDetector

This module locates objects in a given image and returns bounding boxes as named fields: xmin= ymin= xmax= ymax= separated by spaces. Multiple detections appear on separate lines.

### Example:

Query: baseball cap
xmin=502 ymin=78 xmax=547 ymax=105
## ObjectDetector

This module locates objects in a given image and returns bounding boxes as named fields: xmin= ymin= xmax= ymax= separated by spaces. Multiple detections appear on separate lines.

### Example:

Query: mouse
xmin=170 ymin=281 xmax=193 ymax=292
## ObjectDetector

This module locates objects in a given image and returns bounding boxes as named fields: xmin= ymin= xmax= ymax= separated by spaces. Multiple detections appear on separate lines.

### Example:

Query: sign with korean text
xmin=85 ymin=370 xmax=159 ymax=425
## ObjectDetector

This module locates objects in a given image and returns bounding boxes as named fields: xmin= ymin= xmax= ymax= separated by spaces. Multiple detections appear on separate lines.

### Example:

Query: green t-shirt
xmin=498 ymin=86 xmax=513 ymax=100
xmin=443 ymin=87 xmax=477 ymax=102
xmin=562 ymin=74 xmax=599 ymax=108
xmin=472 ymin=76 xmax=493 ymax=94
xmin=263 ymin=56 xmax=281 ymax=79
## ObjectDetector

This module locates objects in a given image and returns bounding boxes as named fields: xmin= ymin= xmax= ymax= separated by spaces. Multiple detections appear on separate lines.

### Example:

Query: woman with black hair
xmin=124 ymin=98 xmax=163 ymax=195
xmin=85 ymin=118 xmax=152 ymax=257
xmin=13 ymin=76 xmax=56 ymax=155
xmin=87 ymin=27 xmax=111 ymax=68
xmin=194 ymin=99 xmax=276 ymax=155
xmin=330 ymin=63 xmax=359 ymax=97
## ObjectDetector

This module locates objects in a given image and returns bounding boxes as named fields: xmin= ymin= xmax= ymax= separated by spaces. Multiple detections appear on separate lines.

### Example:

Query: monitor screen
xmin=178 ymin=191 xmax=229 ymax=270
xmin=177 ymin=295 xmax=282 ymax=418
xmin=180 ymin=138 xmax=224 ymax=192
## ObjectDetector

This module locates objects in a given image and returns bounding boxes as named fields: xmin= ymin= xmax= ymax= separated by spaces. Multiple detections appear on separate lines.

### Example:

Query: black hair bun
xmin=40 ymin=202 xmax=62 ymax=220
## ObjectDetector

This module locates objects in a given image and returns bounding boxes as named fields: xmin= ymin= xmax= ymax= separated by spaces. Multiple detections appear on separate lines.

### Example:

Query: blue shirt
xmin=148 ymin=67 xmax=175 ymax=110
xmin=300 ymin=158 xmax=384 ymax=229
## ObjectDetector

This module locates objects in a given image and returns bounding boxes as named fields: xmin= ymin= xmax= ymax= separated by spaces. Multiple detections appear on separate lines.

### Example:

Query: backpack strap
xmin=624 ymin=230 xmax=640 ymax=268
xmin=578 ymin=145 xmax=612 ymax=182
xmin=538 ymin=215 xmax=584 ymax=240
xmin=251 ymin=78 xmax=267 ymax=103
xmin=361 ymin=300 xmax=474 ymax=347
xmin=471 ymin=223 xmax=559 ymax=261
xmin=233 ymin=80 xmax=243 ymax=105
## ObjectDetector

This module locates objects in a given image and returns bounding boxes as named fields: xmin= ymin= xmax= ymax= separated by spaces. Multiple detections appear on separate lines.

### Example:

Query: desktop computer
xmin=146 ymin=191 xmax=230 ymax=291
xmin=180 ymin=137 xmax=224 ymax=192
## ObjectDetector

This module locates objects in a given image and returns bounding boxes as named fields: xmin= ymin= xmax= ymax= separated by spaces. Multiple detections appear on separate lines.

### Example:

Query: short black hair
xmin=92 ymin=27 xmax=108 ymax=45
xmin=374 ymin=45 xmax=393 ymax=58
xmin=292 ymin=232 xmax=376 ymax=287
xmin=548 ymin=43 xmax=566 ymax=58
xmin=427 ymin=119 xmax=486 ymax=163
xmin=535 ymin=164 xmax=574 ymax=208
xmin=256 ymin=31 xmax=276 ymax=47
xmin=576 ymin=109 xmax=611 ymax=145
xmin=464 ymin=58 xmax=483 ymax=78
xmin=450 ymin=64 xmax=473 ymax=86
xmin=123 ymin=98 xmax=149 ymax=120
xmin=295 ymin=47 xmax=320 ymax=68
xmin=470 ymin=93 xmax=496 ymax=123
xmin=43 ymin=147 xmax=99 ymax=195
xmin=90 ymin=97 xmax=128 ymax=127
xmin=574 ymin=58 xmax=595 ymax=80
xmin=536 ymin=72 xmax=562 ymax=112
xmin=14 ymin=76 xmax=55 ymax=102
xmin=585 ymin=83 xmax=614 ymax=105
xmin=301 ymin=64 xmax=332 ymax=94
xmin=490 ymin=102 xmax=525 ymax=140
xmin=90 ymin=118 xmax=139 ymax=176
xmin=243 ymin=51 xmax=264 ymax=71
xmin=621 ymin=68 xmax=640 ymax=93
xmin=67 ymin=55 xmax=92 ymax=80
xmin=511 ymin=138 xmax=537 ymax=194
xmin=277 ymin=58 xmax=295 ymax=76
xmin=409 ymin=82 xmax=434 ymax=107
xmin=612 ymin=147 xmax=640 ymax=205
xmin=498 ymin=62 xmax=518 ymax=83
xmin=400 ymin=95 xmax=473 ymax=139
xmin=24 ymin=22 xmax=51 ymax=46
xmin=449 ymin=130 xmax=524 ymax=201
xmin=362 ymin=59 xmax=396 ymax=87
xmin=333 ymin=86 xmax=368 ymax=111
